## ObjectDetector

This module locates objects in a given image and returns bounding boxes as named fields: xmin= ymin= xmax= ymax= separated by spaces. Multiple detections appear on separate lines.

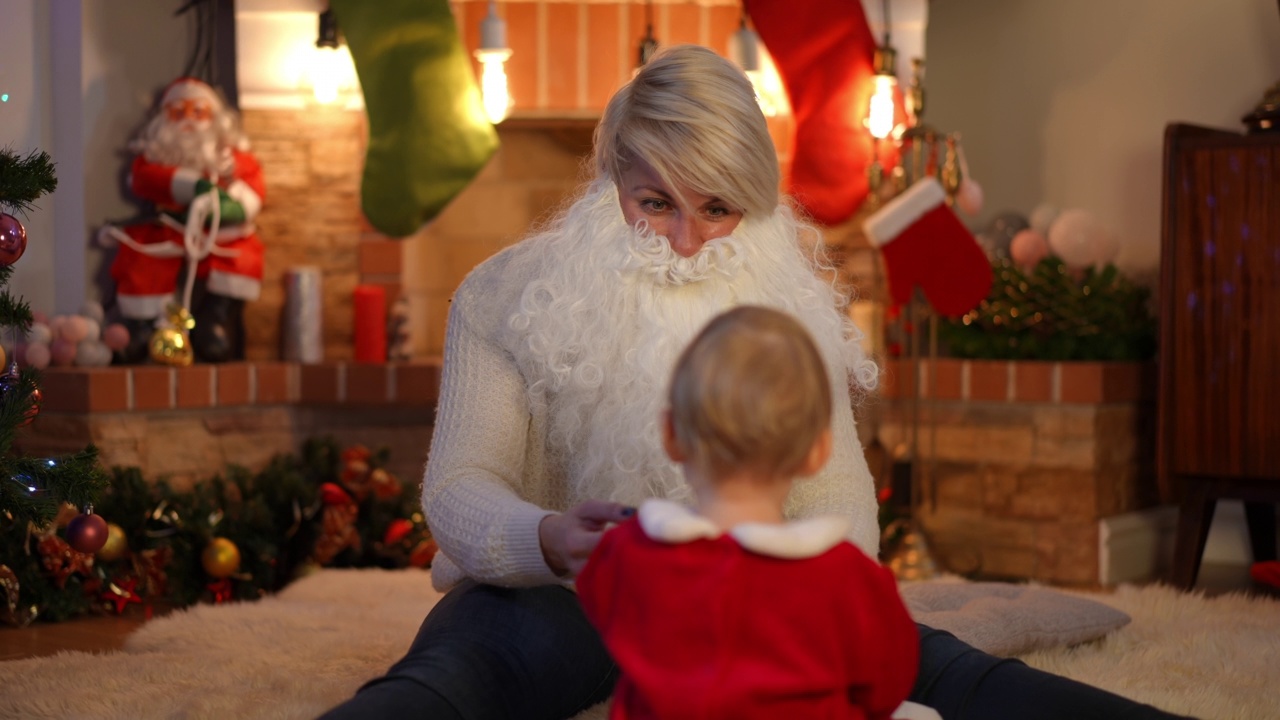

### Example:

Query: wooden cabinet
xmin=1158 ymin=123 xmax=1280 ymax=588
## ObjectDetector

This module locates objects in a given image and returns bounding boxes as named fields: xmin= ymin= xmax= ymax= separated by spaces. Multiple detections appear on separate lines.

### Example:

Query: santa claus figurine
xmin=106 ymin=77 xmax=265 ymax=363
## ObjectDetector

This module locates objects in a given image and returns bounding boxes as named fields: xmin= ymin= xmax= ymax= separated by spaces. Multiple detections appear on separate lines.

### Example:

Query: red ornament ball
xmin=66 ymin=512 xmax=109 ymax=554
xmin=0 ymin=213 xmax=27 ymax=267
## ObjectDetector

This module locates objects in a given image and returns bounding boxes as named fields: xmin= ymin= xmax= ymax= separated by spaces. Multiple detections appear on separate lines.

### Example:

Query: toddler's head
xmin=666 ymin=306 xmax=833 ymax=482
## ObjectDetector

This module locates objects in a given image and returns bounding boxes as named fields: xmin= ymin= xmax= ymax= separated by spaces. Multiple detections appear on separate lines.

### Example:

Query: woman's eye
xmin=640 ymin=198 xmax=669 ymax=212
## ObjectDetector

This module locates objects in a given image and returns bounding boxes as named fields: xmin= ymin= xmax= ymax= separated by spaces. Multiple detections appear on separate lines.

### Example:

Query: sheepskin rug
xmin=1 ymin=569 xmax=1276 ymax=719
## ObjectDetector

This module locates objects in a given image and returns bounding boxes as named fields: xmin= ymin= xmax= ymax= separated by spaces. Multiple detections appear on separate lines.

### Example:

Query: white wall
xmin=926 ymin=0 xmax=1280 ymax=278
xmin=81 ymin=0 xmax=198 ymax=306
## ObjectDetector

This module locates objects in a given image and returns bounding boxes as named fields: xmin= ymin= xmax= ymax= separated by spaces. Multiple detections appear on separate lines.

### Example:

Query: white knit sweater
xmin=420 ymin=239 xmax=881 ymax=592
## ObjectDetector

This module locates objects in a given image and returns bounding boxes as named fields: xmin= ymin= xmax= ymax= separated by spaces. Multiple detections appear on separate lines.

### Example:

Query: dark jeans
xmin=320 ymin=581 xmax=1190 ymax=720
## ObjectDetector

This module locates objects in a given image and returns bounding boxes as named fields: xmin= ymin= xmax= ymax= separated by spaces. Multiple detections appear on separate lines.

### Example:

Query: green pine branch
xmin=0 ymin=148 xmax=58 ymax=216
xmin=940 ymin=257 xmax=1157 ymax=361
xmin=0 ymin=265 xmax=34 ymax=335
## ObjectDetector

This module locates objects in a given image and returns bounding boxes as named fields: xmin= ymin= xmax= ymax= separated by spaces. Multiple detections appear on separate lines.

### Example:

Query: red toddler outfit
xmin=577 ymin=498 xmax=921 ymax=720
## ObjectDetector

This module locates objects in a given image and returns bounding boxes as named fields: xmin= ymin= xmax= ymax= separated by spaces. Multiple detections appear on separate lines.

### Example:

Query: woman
xmin=322 ymin=45 xmax=1185 ymax=720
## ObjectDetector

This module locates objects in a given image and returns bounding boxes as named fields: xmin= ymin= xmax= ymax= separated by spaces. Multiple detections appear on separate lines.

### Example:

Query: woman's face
xmin=617 ymin=158 xmax=744 ymax=258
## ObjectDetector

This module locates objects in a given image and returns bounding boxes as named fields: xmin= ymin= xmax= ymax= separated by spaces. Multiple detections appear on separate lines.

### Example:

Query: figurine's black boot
xmin=191 ymin=293 xmax=245 ymax=363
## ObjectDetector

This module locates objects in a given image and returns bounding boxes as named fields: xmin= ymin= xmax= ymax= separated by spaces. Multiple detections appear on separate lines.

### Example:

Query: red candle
xmin=353 ymin=284 xmax=387 ymax=363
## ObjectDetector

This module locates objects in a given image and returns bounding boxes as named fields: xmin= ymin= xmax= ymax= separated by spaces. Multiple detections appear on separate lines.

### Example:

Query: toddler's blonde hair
xmin=668 ymin=306 xmax=832 ymax=479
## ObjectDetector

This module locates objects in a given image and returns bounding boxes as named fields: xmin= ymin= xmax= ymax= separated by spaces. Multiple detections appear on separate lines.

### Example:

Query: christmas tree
xmin=0 ymin=147 xmax=111 ymax=625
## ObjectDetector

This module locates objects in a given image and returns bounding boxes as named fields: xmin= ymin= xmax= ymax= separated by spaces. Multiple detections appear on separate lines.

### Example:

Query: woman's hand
xmin=538 ymin=500 xmax=635 ymax=577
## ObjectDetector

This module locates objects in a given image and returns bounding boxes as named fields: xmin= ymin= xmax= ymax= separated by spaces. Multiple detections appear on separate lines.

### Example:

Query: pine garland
xmin=940 ymin=256 xmax=1157 ymax=361
xmin=1 ymin=437 xmax=433 ymax=623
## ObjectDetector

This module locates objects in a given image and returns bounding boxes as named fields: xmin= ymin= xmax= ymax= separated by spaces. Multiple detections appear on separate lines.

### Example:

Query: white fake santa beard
xmin=134 ymin=114 xmax=231 ymax=178
xmin=509 ymin=182 xmax=864 ymax=509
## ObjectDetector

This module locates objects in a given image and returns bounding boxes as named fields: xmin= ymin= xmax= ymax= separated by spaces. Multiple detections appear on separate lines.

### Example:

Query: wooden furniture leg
xmin=1243 ymin=501 xmax=1278 ymax=563
xmin=1171 ymin=481 xmax=1216 ymax=590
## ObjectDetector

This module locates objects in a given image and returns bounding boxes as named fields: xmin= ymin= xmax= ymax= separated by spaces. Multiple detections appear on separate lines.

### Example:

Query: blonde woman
xmin=322 ymin=45 xmax=1186 ymax=720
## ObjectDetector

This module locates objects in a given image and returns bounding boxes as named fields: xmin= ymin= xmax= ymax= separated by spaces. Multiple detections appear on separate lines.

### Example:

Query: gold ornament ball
xmin=96 ymin=523 xmax=129 ymax=562
xmin=202 ymin=537 xmax=241 ymax=579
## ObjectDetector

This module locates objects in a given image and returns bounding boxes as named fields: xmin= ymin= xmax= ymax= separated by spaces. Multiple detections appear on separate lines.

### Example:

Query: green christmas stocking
xmin=331 ymin=0 xmax=498 ymax=238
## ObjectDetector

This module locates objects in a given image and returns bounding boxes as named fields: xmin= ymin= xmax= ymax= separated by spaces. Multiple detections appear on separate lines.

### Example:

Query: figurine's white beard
xmin=508 ymin=181 xmax=875 ymax=509
xmin=134 ymin=115 xmax=232 ymax=178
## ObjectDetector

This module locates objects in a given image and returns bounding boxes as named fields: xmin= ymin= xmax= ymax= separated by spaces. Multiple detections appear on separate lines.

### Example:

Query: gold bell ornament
xmin=149 ymin=304 xmax=196 ymax=367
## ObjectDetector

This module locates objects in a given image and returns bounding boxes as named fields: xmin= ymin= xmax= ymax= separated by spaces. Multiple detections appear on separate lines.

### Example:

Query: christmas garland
xmin=0 ymin=437 xmax=435 ymax=625
xmin=938 ymin=257 xmax=1157 ymax=361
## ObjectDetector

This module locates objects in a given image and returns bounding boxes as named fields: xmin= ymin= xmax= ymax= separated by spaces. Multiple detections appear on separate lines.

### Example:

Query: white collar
xmin=636 ymin=498 xmax=852 ymax=560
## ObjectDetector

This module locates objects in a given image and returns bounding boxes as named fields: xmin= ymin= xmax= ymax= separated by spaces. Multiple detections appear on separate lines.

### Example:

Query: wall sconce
xmin=475 ymin=1 xmax=513 ymax=124
xmin=730 ymin=14 xmax=788 ymax=117
xmin=636 ymin=0 xmax=659 ymax=69
xmin=310 ymin=8 xmax=343 ymax=105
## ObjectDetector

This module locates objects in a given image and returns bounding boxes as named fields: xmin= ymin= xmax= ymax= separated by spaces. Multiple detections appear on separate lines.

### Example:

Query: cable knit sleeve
xmin=784 ymin=393 xmax=881 ymax=558
xmin=420 ymin=278 xmax=561 ymax=590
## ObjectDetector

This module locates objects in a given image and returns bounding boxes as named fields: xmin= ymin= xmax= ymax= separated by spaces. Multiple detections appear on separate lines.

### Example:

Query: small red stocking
xmin=864 ymin=178 xmax=992 ymax=317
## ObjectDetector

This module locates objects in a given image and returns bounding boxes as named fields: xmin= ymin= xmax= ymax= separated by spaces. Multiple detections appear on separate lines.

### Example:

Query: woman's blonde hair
xmin=668 ymin=306 xmax=832 ymax=479
xmin=593 ymin=44 xmax=780 ymax=218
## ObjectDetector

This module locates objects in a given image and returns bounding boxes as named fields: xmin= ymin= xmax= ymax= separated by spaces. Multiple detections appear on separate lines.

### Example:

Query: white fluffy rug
xmin=1 ymin=569 xmax=1276 ymax=720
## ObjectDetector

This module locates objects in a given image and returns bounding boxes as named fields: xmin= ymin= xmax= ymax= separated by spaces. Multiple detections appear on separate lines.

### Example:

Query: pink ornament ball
xmin=76 ymin=340 xmax=113 ymax=367
xmin=24 ymin=342 xmax=51 ymax=370
xmin=31 ymin=310 xmax=47 ymax=325
xmin=66 ymin=513 xmax=109 ymax=554
xmin=956 ymin=178 xmax=985 ymax=217
xmin=80 ymin=300 xmax=105 ymax=324
xmin=1048 ymin=209 xmax=1116 ymax=271
xmin=0 ymin=212 xmax=28 ymax=267
xmin=27 ymin=321 xmax=52 ymax=346
xmin=1010 ymin=229 xmax=1050 ymax=270
xmin=59 ymin=315 xmax=90 ymax=344
xmin=1030 ymin=203 xmax=1059 ymax=237
xmin=102 ymin=323 xmax=131 ymax=352
xmin=50 ymin=338 xmax=78 ymax=367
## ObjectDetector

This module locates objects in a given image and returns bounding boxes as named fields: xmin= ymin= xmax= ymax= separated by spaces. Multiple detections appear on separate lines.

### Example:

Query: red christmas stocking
xmin=744 ymin=0 xmax=878 ymax=225
xmin=864 ymin=178 xmax=992 ymax=317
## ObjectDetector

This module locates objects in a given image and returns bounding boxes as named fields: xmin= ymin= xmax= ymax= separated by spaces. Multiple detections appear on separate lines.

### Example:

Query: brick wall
xmin=22 ymin=361 xmax=441 ymax=490
xmin=877 ymin=360 xmax=1159 ymax=586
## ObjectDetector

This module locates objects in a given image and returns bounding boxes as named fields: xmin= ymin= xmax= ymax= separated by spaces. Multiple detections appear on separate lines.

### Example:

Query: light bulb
xmin=868 ymin=74 xmax=897 ymax=140
xmin=310 ymin=45 xmax=344 ymax=105
xmin=476 ymin=48 xmax=513 ymax=124
xmin=475 ymin=2 xmax=513 ymax=125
